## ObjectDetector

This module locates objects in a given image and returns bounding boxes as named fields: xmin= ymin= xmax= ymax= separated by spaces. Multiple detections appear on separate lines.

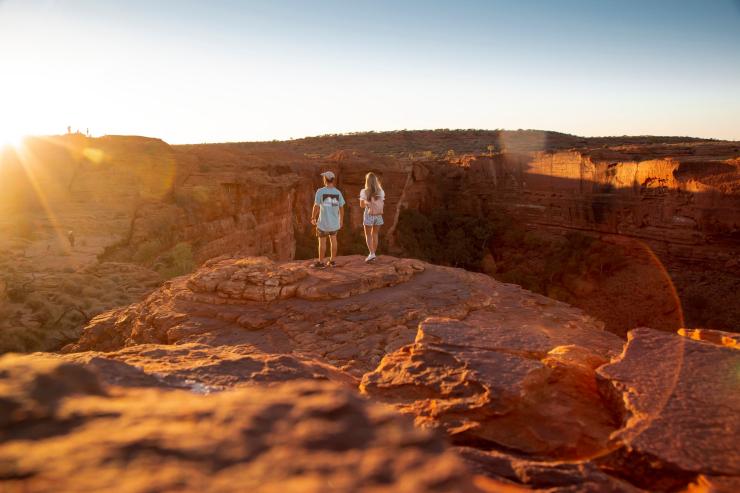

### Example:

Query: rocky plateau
xmin=1 ymin=130 xmax=739 ymax=492
xmin=1 ymin=255 xmax=737 ymax=491
xmin=2 ymin=130 xmax=739 ymax=353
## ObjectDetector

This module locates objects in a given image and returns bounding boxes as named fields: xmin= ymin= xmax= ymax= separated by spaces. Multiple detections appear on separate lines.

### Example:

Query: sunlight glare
xmin=0 ymin=124 xmax=28 ymax=150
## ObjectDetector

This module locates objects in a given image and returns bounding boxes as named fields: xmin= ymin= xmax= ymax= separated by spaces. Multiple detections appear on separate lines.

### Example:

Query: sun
xmin=0 ymin=123 xmax=29 ymax=149
xmin=0 ymin=131 xmax=27 ymax=149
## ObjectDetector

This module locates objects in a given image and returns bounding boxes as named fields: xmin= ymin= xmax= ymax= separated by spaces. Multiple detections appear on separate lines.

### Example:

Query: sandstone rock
xmin=595 ymin=328 xmax=740 ymax=491
xmin=677 ymin=327 xmax=740 ymax=348
xmin=398 ymin=142 xmax=740 ymax=335
xmin=681 ymin=475 xmax=740 ymax=493
xmin=57 ymin=343 xmax=356 ymax=391
xmin=29 ymin=251 xmax=740 ymax=491
xmin=69 ymin=256 xmax=502 ymax=376
xmin=361 ymin=310 xmax=624 ymax=459
xmin=0 ymin=355 xmax=479 ymax=493
xmin=458 ymin=447 xmax=641 ymax=492
xmin=3 ymin=133 xmax=739 ymax=356
xmin=187 ymin=255 xmax=422 ymax=302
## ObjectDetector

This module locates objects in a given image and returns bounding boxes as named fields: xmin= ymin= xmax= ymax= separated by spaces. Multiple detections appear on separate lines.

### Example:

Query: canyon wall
xmin=398 ymin=144 xmax=740 ymax=333
xmin=403 ymin=146 xmax=740 ymax=267
xmin=0 ymin=137 xmax=320 ymax=351
xmin=2 ymin=132 xmax=739 ymax=353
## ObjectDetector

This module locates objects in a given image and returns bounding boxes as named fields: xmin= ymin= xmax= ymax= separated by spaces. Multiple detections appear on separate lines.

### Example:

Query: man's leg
xmin=318 ymin=236 xmax=327 ymax=262
xmin=330 ymin=233 xmax=338 ymax=260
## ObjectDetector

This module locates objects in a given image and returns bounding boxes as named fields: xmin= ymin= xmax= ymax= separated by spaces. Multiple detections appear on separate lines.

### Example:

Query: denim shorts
xmin=315 ymin=228 xmax=338 ymax=237
xmin=363 ymin=210 xmax=384 ymax=226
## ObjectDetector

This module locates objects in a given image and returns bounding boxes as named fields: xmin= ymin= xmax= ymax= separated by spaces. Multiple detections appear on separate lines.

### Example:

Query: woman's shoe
xmin=326 ymin=260 xmax=337 ymax=268
xmin=365 ymin=253 xmax=376 ymax=262
xmin=311 ymin=261 xmax=326 ymax=269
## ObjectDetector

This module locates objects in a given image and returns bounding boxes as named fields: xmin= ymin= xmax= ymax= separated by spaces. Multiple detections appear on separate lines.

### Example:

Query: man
xmin=310 ymin=170 xmax=345 ymax=268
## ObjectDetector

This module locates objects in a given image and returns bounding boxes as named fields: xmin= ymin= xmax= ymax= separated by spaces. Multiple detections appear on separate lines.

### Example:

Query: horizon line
xmin=15 ymin=128 xmax=738 ymax=147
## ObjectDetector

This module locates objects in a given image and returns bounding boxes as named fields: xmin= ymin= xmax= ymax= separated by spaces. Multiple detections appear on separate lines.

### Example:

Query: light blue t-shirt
xmin=314 ymin=186 xmax=346 ymax=232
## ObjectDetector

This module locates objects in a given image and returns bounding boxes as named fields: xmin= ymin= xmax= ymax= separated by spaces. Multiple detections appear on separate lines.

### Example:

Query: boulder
xmin=458 ymin=447 xmax=641 ymax=493
xmin=0 ymin=354 xmax=479 ymax=493
xmin=361 ymin=311 xmax=624 ymax=459
xmin=681 ymin=475 xmax=740 ymax=493
xmin=677 ymin=328 xmax=740 ymax=348
xmin=56 ymin=342 xmax=356 ymax=391
xmin=595 ymin=328 xmax=740 ymax=491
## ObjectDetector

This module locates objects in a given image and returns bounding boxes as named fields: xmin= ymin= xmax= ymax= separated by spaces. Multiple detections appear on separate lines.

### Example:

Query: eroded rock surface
xmin=0 ymin=354 xmax=479 ymax=493
xmin=68 ymin=256 xmax=501 ymax=375
xmin=361 ymin=314 xmax=624 ymax=459
xmin=595 ymin=327 xmax=740 ymax=491
xmin=23 ymin=256 xmax=740 ymax=491
xmin=458 ymin=447 xmax=641 ymax=493
xmin=56 ymin=342 xmax=356 ymax=391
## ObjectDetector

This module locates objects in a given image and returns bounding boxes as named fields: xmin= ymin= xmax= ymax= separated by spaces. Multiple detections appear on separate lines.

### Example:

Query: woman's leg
xmin=372 ymin=225 xmax=381 ymax=254
xmin=364 ymin=224 xmax=373 ymax=254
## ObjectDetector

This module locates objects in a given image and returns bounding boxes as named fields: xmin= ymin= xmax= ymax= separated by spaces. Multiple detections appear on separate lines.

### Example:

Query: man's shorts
xmin=363 ymin=210 xmax=384 ymax=227
xmin=316 ymin=228 xmax=338 ymax=238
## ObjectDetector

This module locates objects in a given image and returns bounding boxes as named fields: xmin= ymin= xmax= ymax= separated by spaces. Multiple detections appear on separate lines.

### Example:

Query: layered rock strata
xmin=0 ymin=354 xmax=479 ymax=493
xmin=57 ymin=256 xmax=740 ymax=491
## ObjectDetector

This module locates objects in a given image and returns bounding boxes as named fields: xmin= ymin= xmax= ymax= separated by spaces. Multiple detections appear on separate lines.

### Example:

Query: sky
xmin=0 ymin=0 xmax=739 ymax=144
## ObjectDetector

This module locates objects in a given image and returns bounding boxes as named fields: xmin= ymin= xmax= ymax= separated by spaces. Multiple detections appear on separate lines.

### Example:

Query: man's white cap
xmin=320 ymin=171 xmax=335 ymax=180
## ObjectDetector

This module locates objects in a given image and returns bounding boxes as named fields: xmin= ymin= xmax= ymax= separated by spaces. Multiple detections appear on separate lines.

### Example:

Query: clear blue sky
xmin=1 ymin=0 xmax=739 ymax=143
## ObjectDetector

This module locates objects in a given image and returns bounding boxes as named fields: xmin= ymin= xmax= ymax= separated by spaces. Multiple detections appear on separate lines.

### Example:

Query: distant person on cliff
xmin=310 ymin=171 xmax=345 ymax=268
xmin=359 ymin=172 xmax=385 ymax=262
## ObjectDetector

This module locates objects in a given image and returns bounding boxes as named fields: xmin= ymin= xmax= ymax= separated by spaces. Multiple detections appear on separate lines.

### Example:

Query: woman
xmin=359 ymin=172 xmax=385 ymax=262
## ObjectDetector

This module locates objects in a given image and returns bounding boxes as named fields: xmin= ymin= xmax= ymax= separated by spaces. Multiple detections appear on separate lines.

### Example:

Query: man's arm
xmin=339 ymin=206 xmax=344 ymax=228
xmin=311 ymin=204 xmax=319 ymax=225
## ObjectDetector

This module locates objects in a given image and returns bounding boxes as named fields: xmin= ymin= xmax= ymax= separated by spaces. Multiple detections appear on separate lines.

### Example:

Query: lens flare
xmin=6 ymin=140 xmax=73 ymax=255
xmin=0 ymin=133 xmax=27 ymax=151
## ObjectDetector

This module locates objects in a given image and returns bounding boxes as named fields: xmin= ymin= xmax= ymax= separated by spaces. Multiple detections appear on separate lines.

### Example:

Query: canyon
xmin=1 ymin=130 xmax=738 ymax=351
xmin=1 ymin=130 xmax=739 ymax=491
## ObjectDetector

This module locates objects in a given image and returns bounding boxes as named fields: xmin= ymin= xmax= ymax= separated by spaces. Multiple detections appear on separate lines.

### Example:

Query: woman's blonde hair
xmin=363 ymin=172 xmax=383 ymax=200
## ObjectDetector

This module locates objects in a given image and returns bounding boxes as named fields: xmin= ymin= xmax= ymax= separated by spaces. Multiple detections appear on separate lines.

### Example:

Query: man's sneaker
xmin=326 ymin=260 xmax=337 ymax=268
xmin=311 ymin=261 xmax=326 ymax=269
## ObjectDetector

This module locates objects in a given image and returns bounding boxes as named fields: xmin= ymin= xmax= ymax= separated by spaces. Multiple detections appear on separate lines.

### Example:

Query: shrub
xmin=81 ymin=286 xmax=102 ymax=298
xmin=395 ymin=209 xmax=435 ymax=261
xmin=173 ymin=186 xmax=210 ymax=210
xmin=2 ymin=274 xmax=32 ymax=303
xmin=25 ymin=294 xmax=48 ymax=311
xmin=157 ymin=242 xmax=195 ymax=279
xmin=396 ymin=209 xmax=495 ymax=270
xmin=133 ymin=239 xmax=163 ymax=264
xmin=338 ymin=226 xmax=372 ymax=256
xmin=60 ymin=279 xmax=83 ymax=296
